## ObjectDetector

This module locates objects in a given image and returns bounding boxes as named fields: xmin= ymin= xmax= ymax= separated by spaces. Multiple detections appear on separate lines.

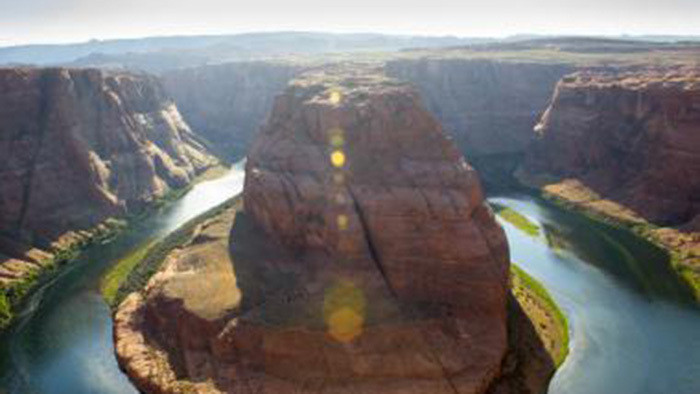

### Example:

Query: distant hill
xmin=3 ymin=32 xmax=698 ymax=73
xmin=0 ymin=32 xmax=495 ymax=70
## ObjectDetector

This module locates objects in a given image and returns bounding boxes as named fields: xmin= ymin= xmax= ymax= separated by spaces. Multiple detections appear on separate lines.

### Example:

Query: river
xmin=491 ymin=193 xmax=700 ymax=394
xmin=0 ymin=163 xmax=246 ymax=393
xmin=1 ymin=167 xmax=698 ymax=393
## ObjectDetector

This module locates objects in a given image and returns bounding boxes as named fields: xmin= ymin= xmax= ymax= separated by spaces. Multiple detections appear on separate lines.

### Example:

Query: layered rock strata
xmin=115 ymin=67 xmax=514 ymax=393
xmin=0 ymin=67 xmax=216 ymax=286
xmin=525 ymin=67 xmax=700 ymax=225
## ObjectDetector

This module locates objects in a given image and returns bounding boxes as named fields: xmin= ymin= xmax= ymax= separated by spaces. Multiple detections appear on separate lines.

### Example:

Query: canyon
xmin=0 ymin=67 xmax=217 ymax=289
xmin=385 ymin=59 xmax=572 ymax=158
xmin=162 ymin=62 xmax=302 ymax=160
xmin=154 ymin=50 xmax=700 ymax=296
xmin=1 ymin=36 xmax=699 ymax=394
xmin=158 ymin=58 xmax=573 ymax=184
xmin=521 ymin=66 xmax=700 ymax=297
xmin=113 ymin=67 xmax=564 ymax=393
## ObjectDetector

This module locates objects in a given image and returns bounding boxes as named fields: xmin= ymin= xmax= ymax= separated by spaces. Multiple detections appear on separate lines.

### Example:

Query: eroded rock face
xmin=163 ymin=62 xmax=302 ymax=160
xmin=0 ymin=67 xmax=216 ymax=284
xmin=243 ymin=68 xmax=511 ymax=390
xmin=115 ymin=67 xmax=511 ymax=393
xmin=114 ymin=66 xmax=511 ymax=393
xmin=524 ymin=67 xmax=700 ymax=226
xmin=245 ymin=66 xmax=511 ymax=317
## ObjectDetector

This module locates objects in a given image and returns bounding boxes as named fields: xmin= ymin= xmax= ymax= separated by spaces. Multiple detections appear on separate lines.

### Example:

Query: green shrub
xmin=511 ymin=264 xmax=569 ymax=366
xmin=491 ymin=203 xmax=541 ymax=237
xmin=0 ymin=291 xmax=11 ymax=328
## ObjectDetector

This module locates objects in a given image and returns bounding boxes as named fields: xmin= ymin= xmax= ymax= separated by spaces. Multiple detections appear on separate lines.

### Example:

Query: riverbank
xmin=102 ymin=195 xmax=241 ymax=309
xmin=0 ymin=164 xmax=229 ymax=331
xmin=0 ymin=219 xmax=126 ymax=330
xmin=491 ymin=202 xmax=541 ymax=238
xmin=490 ymin=202 xmax=570 ymax=365
xmin=489 ymin=265 xmax=570 ymax=393
xmin=517 ymin=173 xmax=700 ymax=302
xmin=511 ymin=264 xmax=569 ymax=366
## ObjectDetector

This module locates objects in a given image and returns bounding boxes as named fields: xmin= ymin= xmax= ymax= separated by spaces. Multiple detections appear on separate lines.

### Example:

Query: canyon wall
xmin=0 ymin=67 xmax=216 ymax=284
xmin=116 ymin=67 xmax=514 ymax=393
xmin=162 ymin=61 xmax=303 ymax=161
xmin=385 ymin=59 xmax=572 ymax=187
xmin=521 ymin=67 xmax=700 ymax=298
xmin=244 ymin=66 xmax=511 ymax=315
xmin=385 ymin=59 xmax=573 ymax=158
xmin=162 ymin=58 xmax=572 ymax=176
xmin=524 ymin=67 xmax=700 ymax=227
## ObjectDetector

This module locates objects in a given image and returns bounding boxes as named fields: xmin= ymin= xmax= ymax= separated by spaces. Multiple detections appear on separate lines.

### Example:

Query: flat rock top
xmin=289 ymin=65 xmax=412 ymax=101
xmin=561 ymin=67 xmax=700 ymax=90
xmin=146 ymin=207 xmax=241 ymax=321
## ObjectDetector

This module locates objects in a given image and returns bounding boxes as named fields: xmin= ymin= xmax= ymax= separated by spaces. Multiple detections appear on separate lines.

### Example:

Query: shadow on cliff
xmin=487 ymin=295 xmax=557 ymax=394
xmin=227 ymin=211 xmax=557 ymax=393
xmin=228 ymin=211 xmax=306 ymax=325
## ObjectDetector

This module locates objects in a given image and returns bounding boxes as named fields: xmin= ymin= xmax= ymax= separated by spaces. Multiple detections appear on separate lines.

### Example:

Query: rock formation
xmin=163 ymin=62 xmax=302 ymax=161
xmin=524 ymin=67 xmax=700 ymax=227
xmin=0 ymin=67 xmax=216 ymax=286
xmin=115 ymin=66 xmax=513 ymax=393
xmin=163 ymin=58 xmax=572 ymax=183
xmin=521 ymin=66 xmax=700 ymax=299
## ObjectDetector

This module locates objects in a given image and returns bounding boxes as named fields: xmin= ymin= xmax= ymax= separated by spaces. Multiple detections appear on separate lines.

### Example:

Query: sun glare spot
xmin=323 ymin=281 xmax=366 ymax=343
xmin=329 ymin=127 xmax=345 ymax=147
xmin=328 ymin=307 xmax=363 ymax=343
xmin=329 ymin=90 xmax=342 ymax=105
xmin=337 ymin=214 xmax=349 ymax=231
xmin=330 ymin=150 xmax=346 ymax=168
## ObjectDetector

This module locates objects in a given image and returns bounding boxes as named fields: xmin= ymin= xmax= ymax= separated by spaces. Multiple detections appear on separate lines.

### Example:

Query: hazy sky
xmin=2 ymin=0 xmax=700 ymax=46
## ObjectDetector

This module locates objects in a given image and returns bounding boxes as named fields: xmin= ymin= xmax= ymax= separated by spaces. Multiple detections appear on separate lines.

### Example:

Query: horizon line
xmin=2 ymin=29 xmax=700 ymax=49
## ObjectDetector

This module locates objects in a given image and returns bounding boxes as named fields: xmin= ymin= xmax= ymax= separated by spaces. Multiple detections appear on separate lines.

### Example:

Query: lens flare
xmin=337 ymin=214 xmax=349 ymax=231
xmin=327 ymin=307 xmax=363 ymax=343
xmin=329 ymin=90 xmax=342 ymax=105
xmin=323 ymin=280 xmax=366 ymax=343
xmin=329 ymin=127 xmax=345 ymax=147
xmin=330 ymin=150 xmax=346 ymax=168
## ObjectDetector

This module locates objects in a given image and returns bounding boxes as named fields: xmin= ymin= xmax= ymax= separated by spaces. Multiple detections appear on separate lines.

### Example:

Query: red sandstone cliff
xmin=115 ymin=67 xmax=512 ymax=393
xmin=245 ymin=66 xmax=510 ymax=318
xmin=524 ymin=67 xmax=700 ymax=226
xmin=521 ymin=67 xmax=700 ymax=298
xmin=0 ymin=67 xmax=217 ymax=285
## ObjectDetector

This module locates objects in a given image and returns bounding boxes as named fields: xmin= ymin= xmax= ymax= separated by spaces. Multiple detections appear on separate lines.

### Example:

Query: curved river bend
xmin=0 ymin=164 xmax=245 ymax=393
xmin=1 ymin=166 xmax=699 ymax=393
xmin=492 ymin=194 xmax=700 ymax=394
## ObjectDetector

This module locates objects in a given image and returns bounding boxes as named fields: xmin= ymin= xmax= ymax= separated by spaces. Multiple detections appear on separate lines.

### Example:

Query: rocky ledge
xmin=521 ymin=66 xmax=700 ymax=298
xmin=115 ymin=67 xmax=561 ymax=393
xmin=0 ymin=67 xmax=217 ymax=288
